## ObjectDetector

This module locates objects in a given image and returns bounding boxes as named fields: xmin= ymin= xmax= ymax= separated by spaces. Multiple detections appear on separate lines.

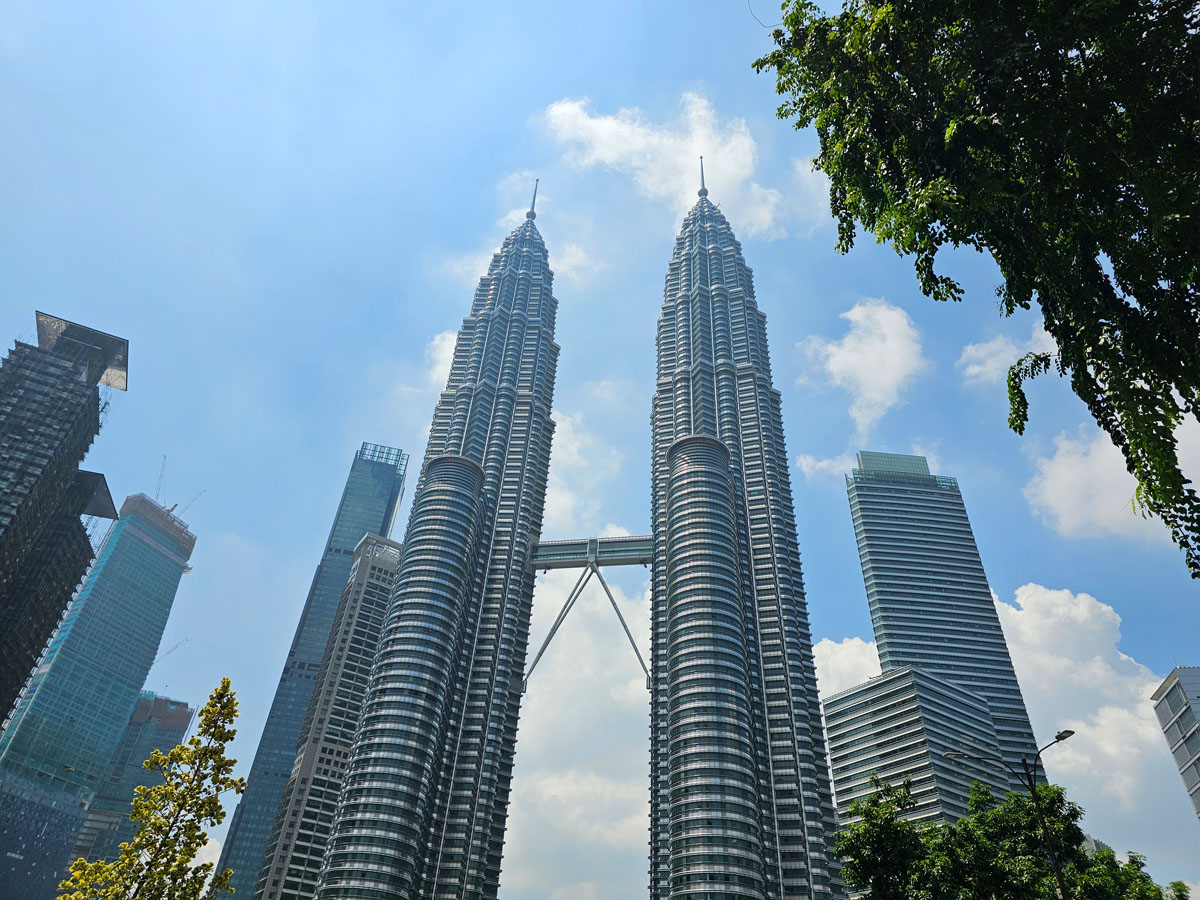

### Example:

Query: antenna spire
xmin=698 ymin=157 xmax=708 ymax=198
xmin=527 ymin=178 xmax=539 ymax=220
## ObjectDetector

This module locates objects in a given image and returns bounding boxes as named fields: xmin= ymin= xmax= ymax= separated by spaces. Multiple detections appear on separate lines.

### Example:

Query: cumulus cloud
xmin=813 ymin=636 xmax=881 ymax=697
xmin=545 ymin=92 xmax=816 ymax=240
xmin=554 ymin=241 xmax=605 ymax=288
xmin=443 ymin=246 xmax=498 ymax=289
xmin=795 ymin=452 xmax=857 ymax=482
xmin=800 ymin=299 xmax=930 ymax=435
xmin=1024 ymin=419 xmax=1200 ymax=543
xmin=542 ymin=409 xmax=624 ymax=537
xmin=957 ymin=322 xmax=1056 ymax=385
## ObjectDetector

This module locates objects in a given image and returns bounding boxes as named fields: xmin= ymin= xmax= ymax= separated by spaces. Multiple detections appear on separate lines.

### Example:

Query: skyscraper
xmin=220 ymin=443 xmax=408 ymax=898
xmin=824 ymin=667 xmax=1007 ymax=825
xmin=843 ymin=451 xmax=1040 ymax=793
xmin=0 ymin=492 xmax=195 ymax=892
xmin=315 ymin=199 xmax=559 ymax=900
xmin=0 ymin=312 xmax=125 ymax=718
xmin=71 ymin=692 xmax=196 ymax=863
xmin=648 ymin=175 xmax=841 ymax=899
xmin=257 ymin=533 xmax=403 ymax=900
xmin=1151 ymin=666 xmax=1200 ymax=822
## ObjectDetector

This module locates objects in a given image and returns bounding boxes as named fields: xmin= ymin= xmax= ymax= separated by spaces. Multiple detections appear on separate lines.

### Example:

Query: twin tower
xmin=312 ymin=183 xmax=842 ymax=900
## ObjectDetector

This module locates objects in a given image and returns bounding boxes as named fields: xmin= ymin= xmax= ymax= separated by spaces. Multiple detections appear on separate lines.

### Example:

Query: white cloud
xmin=1024 ymin=419 xmax=1200 ymax=543
xmin=801 ymin=298 xmax=930 ymax=434
xmin=957 ymin=322 xmax=1056 ymax=385
xmin=996 ymin=583 xmax=1197 ymax=872
xmin=813 ymin=636 xmax=881 ymax=697
xmin=791 ymin=157 xmax=833 ymax=234
xmin=544 ymin=92 xmax=804 ymax=240
xmin=795 ymin=452 xmax=856 ymax=481
xmin=423 ymin=330 xmax=456 ymax=390
xmin=442 ymin=246 xmax=498 ymax=289
xmin=543 ymin=409 xmax=624 ymax=537
xmin=554 ymin=241 xmax=605 ymax=288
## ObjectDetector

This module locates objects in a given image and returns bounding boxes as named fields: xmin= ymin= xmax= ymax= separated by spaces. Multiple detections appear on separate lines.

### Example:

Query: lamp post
xmin=944 ymin=729 xmax=1075 ymax=900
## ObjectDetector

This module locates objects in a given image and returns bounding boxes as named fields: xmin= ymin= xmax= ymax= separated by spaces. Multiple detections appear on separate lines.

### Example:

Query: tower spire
xmin=527 ymin=178 xmax=539 ymax=220
xmin=698 ymin=156 xmax=708 ymax=198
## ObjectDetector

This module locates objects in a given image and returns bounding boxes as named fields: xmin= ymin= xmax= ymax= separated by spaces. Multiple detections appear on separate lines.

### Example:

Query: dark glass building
xmin=219 ymin=444 xmax=408 ymax=898
xmin=71 ymin=692 xmax=196 ymax=863
xmin=0 ymin=312 xmax=125 ymax=719
xmin=648 ymin=179 xmax=841 ymax=899
xmin=314 ymin=202 xmax=559 ymax=900
xmin=257 ymin=533 xmax=403 ymax=900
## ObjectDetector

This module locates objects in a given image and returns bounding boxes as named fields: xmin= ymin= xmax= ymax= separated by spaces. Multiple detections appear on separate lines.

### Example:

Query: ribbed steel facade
xmin=650 ymin=189 xmax=840 ymax=900
xmin=315 ymin=211 xmax=558 ymax=900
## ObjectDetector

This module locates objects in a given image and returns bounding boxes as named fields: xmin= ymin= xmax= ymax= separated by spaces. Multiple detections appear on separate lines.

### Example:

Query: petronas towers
xmin=304 ymin=183 xmax=841 ymax=900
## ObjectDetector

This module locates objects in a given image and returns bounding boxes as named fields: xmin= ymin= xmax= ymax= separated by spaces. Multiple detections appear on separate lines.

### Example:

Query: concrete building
xmin=219 ymin=443 xmax=408 ymax=898
xmin=257 ymin=534 xmax=402 ymax=900
xmin=824 ymin=667 xmax=1008 ymax=825
xmin=0 ymin=312 xmax=125 ymax=718
xmin=1152 ymin=666 xmax=1200 ymax=822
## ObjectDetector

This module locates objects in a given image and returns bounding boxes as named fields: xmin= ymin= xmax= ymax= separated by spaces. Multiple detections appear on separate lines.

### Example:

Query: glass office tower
xmin=648 ymin=178 xmax=841 ymax=900
xmin=257 ymin=533 xmax=403 ymax=900
xmin=315 ymin=202 xmax=559 ymax=900
xmin=0 ymin=312 xmax=125 ymax=719
xmin=219 ymin=443 xmax=408 ymax=898
xmin=0 ymin=493 xmax=195 ymax=892
xmin=844 ymin=451 xmax=1040 ymax=792
xmin=1152 ymin=666 xmax=1200 ymax=821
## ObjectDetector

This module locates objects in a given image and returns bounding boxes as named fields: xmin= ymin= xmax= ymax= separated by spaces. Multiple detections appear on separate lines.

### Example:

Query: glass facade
xmin=1152 ymin=666 xmax=1200 ymax=821
xmin=844 ymin=451 xmax=1040 ymax=793
xmin=257 ymin=534 xmax=403 ymax=900
xmin=219 ymin=443 xmax=408 ymax=898
xmin=649 ymin=185 xmax=841 ymax=899
xmin=824 ymin=667 xmax=1008 ymax=824
xmin=315 ymin=208 xmax=559 ymax=900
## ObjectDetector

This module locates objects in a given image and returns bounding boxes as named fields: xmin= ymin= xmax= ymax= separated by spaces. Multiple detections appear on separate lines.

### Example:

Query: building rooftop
xmin=35 ymin=312 xmax=128 ymax=391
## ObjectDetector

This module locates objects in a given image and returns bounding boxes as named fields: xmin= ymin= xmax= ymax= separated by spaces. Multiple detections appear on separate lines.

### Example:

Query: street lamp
xmin=943 ymin=729 xmax=1075 ymax=900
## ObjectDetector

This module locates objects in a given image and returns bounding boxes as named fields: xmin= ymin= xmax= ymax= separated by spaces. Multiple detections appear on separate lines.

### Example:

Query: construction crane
xmin=154 ymin=454 xmax=167 ymax=502
xmin=151 ymin=638 xmax=187 ymax=669
xmin=167 ymin=490 xmax=205 ymax=516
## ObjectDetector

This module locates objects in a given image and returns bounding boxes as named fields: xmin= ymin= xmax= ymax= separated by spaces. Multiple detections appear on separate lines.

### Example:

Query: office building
xmin=257 ymin=534 xmax=402 ymax=900
xmin=0 ymin=312 xmax=125 ymax=718
xmin=0 ymin=769 xmax=88 ymax=900
xmin=72 ymin=692 xmax=195 ymax=863
xmin=0 ymin=493 xmax=195 ymax=890
xmin=824 ymin=666 xmax=1008 ymax=825
xmin=647 ymin=174 xmax=841 ymax=899
xmin=314 ymin=196 xmax=561 ymax=900
xmin=843 ymin=451 xmax=1040 ymax=794
xmin=219 ymin=444 xmax=408 ymax=898
xmin=1152 ymin=666 xmax=1200 ymax=821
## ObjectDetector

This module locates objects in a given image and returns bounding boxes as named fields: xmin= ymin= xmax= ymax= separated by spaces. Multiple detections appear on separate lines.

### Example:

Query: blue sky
xmin=2 ymin=1 xmax=1197 ymax=895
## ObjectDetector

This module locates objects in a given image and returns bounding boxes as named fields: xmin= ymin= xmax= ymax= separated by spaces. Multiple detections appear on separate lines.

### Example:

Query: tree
xmin=57 ymin=678 xmax=247 ymax=900
xmin=754 ymin=0 xmax=1200 ymax=575
xmin=835 ymin=779 xmax=1191 ymax=900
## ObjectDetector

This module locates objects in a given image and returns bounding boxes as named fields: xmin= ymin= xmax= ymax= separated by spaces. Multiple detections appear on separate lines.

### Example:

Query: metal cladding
xmin=316 ymin=215 xmax=558 ymax=900
xmin=650 ymin=191 xmax=841 ymax=899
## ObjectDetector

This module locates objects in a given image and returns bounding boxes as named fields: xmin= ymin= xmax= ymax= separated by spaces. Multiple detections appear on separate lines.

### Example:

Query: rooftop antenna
xmin=527 ymin=178 xmax=539 ymax=220
xmin=698 ymin=156 xmax=708 ymax=198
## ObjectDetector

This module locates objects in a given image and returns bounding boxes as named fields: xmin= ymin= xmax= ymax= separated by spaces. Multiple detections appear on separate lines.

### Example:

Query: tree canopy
xmin=837 ymin=778 xmax=1191 ymax=900
xmin=755 ymin=0 xmax=1200 ymax=575
xmin=57 ymin=678 xmax=247 ymax=900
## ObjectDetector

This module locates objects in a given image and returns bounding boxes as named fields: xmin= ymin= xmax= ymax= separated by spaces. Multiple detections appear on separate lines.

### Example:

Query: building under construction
xmin=0 ymin=312 xmax=125 ymax=720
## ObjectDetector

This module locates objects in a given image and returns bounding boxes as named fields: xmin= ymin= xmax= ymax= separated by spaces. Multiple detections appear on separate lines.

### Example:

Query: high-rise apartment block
xmin=220 ymin=443 xmax=408 ymax=898
xmin=315 ymin=204 xmax=558 ymax=900
xmin=647 ymin=179 xmax=841 ymax=898
xmin=257 ymin=533 xmax=402 ymax=900
xmin=0 ymin=492 xmax=195 ymax=892
xmin=0 ymin=312 xmax=125 ymax=718
xmin=825 ymin=452 xmax=1040 ymax=826
xmin=72 ymin=692 xmax=195 ymax=863
xmin=825 ymin=666 xmax=1008 ymax=824
xmin=1152 ymin=666 xmax=1200 ymax=821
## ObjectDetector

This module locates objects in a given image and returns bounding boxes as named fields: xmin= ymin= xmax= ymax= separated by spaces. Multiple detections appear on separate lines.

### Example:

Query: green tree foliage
xmin=754 ymin=0 xmax=1200 ymax=574
xmin=836 ymin=778 xmax=1191 ymax=900
xmin=57 ymin=678 xmax=247 ymax=900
